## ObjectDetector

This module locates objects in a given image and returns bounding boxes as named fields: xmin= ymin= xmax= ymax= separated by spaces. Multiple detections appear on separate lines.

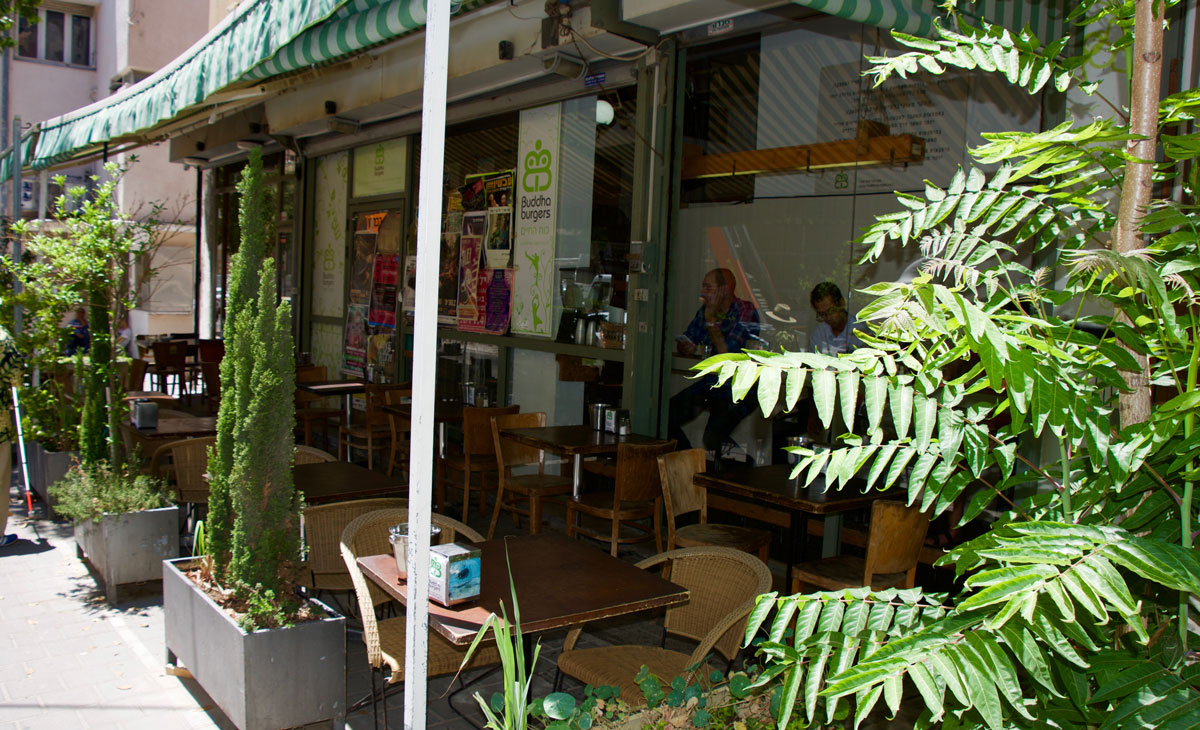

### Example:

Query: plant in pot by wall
xmin=707 ymin=1 xmax=1200 ymax=727
xmin=163 ymin=149 xmax=344 ymax=730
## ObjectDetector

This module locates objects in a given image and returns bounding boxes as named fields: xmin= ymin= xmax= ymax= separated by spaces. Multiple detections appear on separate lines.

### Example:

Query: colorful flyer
xmin=484 ymin=207 xmax=512 ymax=269
xmin=483 ymin=268 xmax=513 ymax=335
xmin=457 ymin=226 xmax=483 ymax=325
xmin=402 ymin=254 xmax=417 ymax=315
xmin=342 ymin=303 xmax=368 ymax=376
xmin=368 ymin=253 xmax=399 ymax=327
xmin=437 ymin=231 xmax=460 ymax=324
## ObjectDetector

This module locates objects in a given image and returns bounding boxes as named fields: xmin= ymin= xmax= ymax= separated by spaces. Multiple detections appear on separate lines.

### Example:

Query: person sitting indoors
xmin=668 ymin=268 xmax=760 ymax=458
xmin=65 ymin=307 xmax=90 ymax=356
xmin=808 ymin=281 xmax=862 ymax=355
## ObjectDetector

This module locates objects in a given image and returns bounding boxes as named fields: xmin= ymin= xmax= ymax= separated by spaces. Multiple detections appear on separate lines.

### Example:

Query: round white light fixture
xmin=596 ymin=99 xmax=614 ymax=126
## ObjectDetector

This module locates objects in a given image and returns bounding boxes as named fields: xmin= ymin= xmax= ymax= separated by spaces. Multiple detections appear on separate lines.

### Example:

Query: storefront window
xmin=668 ymin=16 xmax=1042 ymax=460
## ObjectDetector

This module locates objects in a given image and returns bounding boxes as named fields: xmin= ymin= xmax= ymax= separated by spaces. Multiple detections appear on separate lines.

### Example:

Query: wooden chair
xmin=556 ymin=546 xmax=772 ymax=704
xmin=295 ymin=445 xmax=337 ymax=465
xmin=340 ymin=508 xmax=499 ymax=728
xmin=436 ymin=405 xmax=518 ymax=522
xmin=150 ymin=436 xmax=216 ymax=529
xmin=300 ymin=497 xmax=409 ymax=594
xmin=566 ymin=440 xmax=676 ymax=556
xmin=383 ymin=388 xmax=411 ymax=478
xmin=337 ymin=383 xmax=410 ymax=470
xmin=486 ymin=412 xmax=572 ymax=539
xmin=200 ymin=361 xmax=221 ymax=414
xmin=151 ymin=340 xmax=195 ymax=401
xmin=658 ymin=449 xmax=771 ymax=562
xmin=126 ymin=358 xmax=148 ymax=391
xmin=295 ymin=365 xmax=343 ymax=448
xmin=790 ymin=500 xmax=931 ymax=593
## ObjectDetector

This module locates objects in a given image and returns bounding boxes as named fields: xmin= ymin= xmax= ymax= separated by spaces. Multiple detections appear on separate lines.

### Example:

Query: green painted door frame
xmin=623 ymin=40 xmax=679 ymax=437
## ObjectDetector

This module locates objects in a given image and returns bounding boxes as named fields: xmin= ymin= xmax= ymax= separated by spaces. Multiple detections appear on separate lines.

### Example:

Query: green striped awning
xmin=794 ymin=0 xmax=1071 ymax=41
xmin=0 ymin=131 xmax=35 ymax=183
xmin=26 ymin=0 xmax=476 ymax=176
xmin=244 ymin=0 xmax=478 ymax=81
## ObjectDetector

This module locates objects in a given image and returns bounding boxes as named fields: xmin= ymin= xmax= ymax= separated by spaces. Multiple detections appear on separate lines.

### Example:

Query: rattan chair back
xmin=616 ymin=440 xmax=677 ymax=503
xmin=303 ymin=498 xmax=409 ymax=587
xmin=151 ymin=436 xmax=215 ymax=505
xmin=341 ymin=508 xmax=486 ymax=669
xmin=639 ymin=546 xmax=772 ymax=663
xmin=294 ymin=445 xmax=337 ymax=465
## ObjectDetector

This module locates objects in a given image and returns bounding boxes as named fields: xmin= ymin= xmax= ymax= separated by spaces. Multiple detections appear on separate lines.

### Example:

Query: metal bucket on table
xmin=589 ymin=403 xmax=610 ymax=430
xmin=388 ymin=523 xmax=443 ymax=579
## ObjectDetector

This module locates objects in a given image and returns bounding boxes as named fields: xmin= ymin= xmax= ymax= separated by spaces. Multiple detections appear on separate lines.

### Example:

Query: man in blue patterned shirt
xmin=668 ymin=268 xmax=760 ymax=457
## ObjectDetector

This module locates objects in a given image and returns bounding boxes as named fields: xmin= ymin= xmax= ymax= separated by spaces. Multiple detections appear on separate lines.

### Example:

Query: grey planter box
xmin=29 ymin=443 xmax=78 ymax=518
xmin=76 ymin=506 xmax=180 ymax=604
xmin=163 ymin=558 xmax=346 ymax=730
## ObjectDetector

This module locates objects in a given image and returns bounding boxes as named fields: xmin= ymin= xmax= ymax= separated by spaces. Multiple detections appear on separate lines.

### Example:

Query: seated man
xmin=668 ymin=268 xmax=760 ymax=456
xmin=808 ymin=281 xmax=862 ymax=354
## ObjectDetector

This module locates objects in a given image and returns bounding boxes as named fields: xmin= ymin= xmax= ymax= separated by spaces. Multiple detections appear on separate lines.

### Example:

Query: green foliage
xmin=206 ymin=148 xmax=299 ymax=629
xmin=48 ymin=459 xmax=170 ymax=524
xmin=461 ymin=549 xmax=541 ymax=730
xmin=8 ymin=161 xmax=163 ymax=466
xmin=237 ymin=587 xmax=293 ymax=632
xmin=702 ymin=1 xmax=1200 ymax=728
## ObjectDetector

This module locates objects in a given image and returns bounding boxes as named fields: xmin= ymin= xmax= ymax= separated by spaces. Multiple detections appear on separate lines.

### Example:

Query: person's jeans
xmin=667 ymin=377 xmax=754 ymax=454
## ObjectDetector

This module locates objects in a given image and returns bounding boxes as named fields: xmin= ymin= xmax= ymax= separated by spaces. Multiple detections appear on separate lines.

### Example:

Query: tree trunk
xmin=1115 ymin=0 xmax=1164 ymax=428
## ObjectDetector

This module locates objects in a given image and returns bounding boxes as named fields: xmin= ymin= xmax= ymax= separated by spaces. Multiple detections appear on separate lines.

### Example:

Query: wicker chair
xmin=337 ymin=383 xmax=410 ymax=470
xmin=791 ymin=500 xmax=931 ymax=593
xmin=486 ymin=412 xmax=572 ymax=539
xmin=436 ymin=405 xmax=518 ymax=522
xmin=151 ymin=436 xmax=215 ymax=528
xmin=566 ymin=440 xmax=677 ymax=556
xmin=294 ymin=445 xmax=337 ymax=465
xmin=556 ymin=546 xmax=772 ymax=704
xmin=300 ymin=498 xmax=409 ymax=594
xmin=340 ymin=508 xmax=499 ymax=727
xmin=658 ymin=449 xmax=771 ymax=562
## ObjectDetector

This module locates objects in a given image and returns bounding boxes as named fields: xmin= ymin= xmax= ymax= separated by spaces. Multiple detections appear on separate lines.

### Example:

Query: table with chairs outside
xmin=122 ymin=346 xmax=936 ymax=729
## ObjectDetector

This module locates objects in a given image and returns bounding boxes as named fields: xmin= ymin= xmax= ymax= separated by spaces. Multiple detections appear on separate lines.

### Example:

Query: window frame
xmin=15 ymin=6 xmax=93 ymax=68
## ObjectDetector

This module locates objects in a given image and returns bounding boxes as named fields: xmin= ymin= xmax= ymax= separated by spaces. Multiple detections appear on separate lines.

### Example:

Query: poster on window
xmin=349 ymin=214 xmax=382 ymax=305
xmin=512 ymin=104 xmax=560 ymax=337
xmin=368 ymin=253 xmax=400 ymax=327
xmin=438 ymin=231 xmax=461 ymax=324
xmin=484 ymin=268 xmax=513 ymax=335
xmin=343 ymin=303 xmax=369 ymax=376
xmin=457 ymin=215 xmax=484 ymax=326
xmin=402 ymin=254 xmax=417 ymax=315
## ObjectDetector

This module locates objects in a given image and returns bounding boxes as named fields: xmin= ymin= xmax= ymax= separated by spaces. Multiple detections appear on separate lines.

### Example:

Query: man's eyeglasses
xmin=813 ymin=302 xmax=843 ymax=321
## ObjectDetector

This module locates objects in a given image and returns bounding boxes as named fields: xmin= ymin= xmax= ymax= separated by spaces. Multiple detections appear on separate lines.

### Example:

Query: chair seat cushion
xmin=675 ymin=523 xmax=771 ymax=553
xmin=790 ymin=555 xmax=909 ymax=592
xmin=557 ymin=646 xmax=712 ymax=706
xmin=375 ymin=616 xmax=499 ymax=683
xmin=505 ymin=473 xmax=572 ymax=496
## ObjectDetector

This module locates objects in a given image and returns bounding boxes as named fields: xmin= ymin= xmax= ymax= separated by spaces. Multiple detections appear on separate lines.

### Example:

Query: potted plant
xmin=7 ymin=161 xmax=163 ymax=510
xmin=50 ymin=461 xmax=177 ymax=603
xmin=163 ymin=149 xmax=344 ymax=730
xmin=710 ymin=2 xmax=1200 ymax=727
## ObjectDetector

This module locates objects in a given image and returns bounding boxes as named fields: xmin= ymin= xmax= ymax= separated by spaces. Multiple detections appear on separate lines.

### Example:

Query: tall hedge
xmin=207 ymin=149 xmax=298 ymax=607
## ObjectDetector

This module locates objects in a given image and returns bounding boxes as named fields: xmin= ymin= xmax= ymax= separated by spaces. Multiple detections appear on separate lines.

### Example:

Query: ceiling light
xmin=596 ymin=100 xmax=614 ymax=126
xmin=326 ymin=117 xmax=359 ymax=135
xmin=544 ymin=53 xmax=585 ymax=79
xmin=182 ymin=156 xmax=207 ymax=167
xmin=235 ymin=139 xmax=263 ymax=151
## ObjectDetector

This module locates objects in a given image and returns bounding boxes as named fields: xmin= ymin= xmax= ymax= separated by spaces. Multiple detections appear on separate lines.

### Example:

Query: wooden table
xmin=294 ymin=461 xmax=406 ymax=505
xmin=499 ymin=425 xmax=666 ymax=499
xmin=382 ymin=401 xmax=462 ymax=458
xmin=357 ymin=533 xmax=688 ymax=646
xmin=121 ymin=416 xmax=218 ymax=463
xmin=122 ymin=390 xmax=179 ymax=403
xmin=694 ymin=464 xmax=898 ymax=587
xmin=297 ymin=380 xmax=366 ymax=455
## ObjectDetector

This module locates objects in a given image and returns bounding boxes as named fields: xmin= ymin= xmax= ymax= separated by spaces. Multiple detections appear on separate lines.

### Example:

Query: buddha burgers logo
xmin=521 ymin=140 xmax=554 ymax=225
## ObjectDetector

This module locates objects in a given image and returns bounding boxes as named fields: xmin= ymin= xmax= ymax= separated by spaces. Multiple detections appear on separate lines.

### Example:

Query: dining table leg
xmin=572 ymin=454 xmax=583 ymax=499
xmin=438 ymin=422 xmax=446 ymax=459
xmin=341 ymin=394 xmax=353 ymax=462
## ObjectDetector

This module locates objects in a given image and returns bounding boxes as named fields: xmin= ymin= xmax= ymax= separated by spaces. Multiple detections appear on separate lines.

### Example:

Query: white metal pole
xmin=405 ymin=1 xmax=451 ymax=728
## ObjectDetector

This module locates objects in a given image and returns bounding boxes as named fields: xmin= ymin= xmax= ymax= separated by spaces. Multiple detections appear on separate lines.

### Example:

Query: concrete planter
xmin=29 ymin=443 xmax=79 ymax=517
xmin=163 ymin=558 xmax=346 ymax=730
xmin=75 ymin=506 xmax=180 ymax=604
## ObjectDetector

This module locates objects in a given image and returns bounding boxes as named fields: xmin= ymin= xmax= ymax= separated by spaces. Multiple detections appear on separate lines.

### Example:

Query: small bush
xmin=49 ymin=460 xmax=171 ymax=524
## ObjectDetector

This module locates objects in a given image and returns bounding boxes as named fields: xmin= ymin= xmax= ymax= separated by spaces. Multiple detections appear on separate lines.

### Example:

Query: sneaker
xmin=0 ymin=534 xmax=18 ymax=547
